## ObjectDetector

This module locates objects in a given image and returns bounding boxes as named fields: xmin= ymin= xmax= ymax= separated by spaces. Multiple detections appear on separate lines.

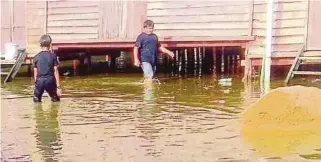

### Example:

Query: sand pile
xmin=240 ymin=86 xmax=321 ymax=156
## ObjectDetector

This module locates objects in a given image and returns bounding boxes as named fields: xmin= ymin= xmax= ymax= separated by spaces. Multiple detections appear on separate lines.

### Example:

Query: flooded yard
xmin=1 ymin=74 xmax=321 ymax=162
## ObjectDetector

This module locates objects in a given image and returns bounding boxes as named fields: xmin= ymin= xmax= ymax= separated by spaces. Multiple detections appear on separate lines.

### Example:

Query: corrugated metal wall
xmin=146 ymin=0 xmax=253 ymax=37
xmin=248 ymin=0 xmax=308 ymax=58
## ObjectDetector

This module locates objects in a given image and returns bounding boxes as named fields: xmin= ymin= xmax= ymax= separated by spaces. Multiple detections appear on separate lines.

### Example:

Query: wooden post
xmin=45 ymin=1 xmax=48 ymax=34
xmin=227 ymin=50 xmax=230 ymax=74
xmin=198 ymin=47 xmax=202 ymax=76
xmin=178 ymin=50 xmax=182 ymax=74
xmin=231 ymin=53 xmax=235 ymax=75
xmin=171 ymin=51 xmax=175 ymax=76
xmin=221 ymin=47 xmax=225 ymax=74
xmin=86 ymin=56 xmax=92 ymax=72
xmin=184 ymin=48 xmax=188 ymax=75
xmin=105 ymin=55 xmax=110 ymax=61
xmin=175 ymin=50 xmax=179 ymax=75
xmin=111 ymin=56 xmax=116 ymax=70
xmin=9 ymin=0 xmax=13 ymax=42
xmin=194 ymin=48 xmax=197 ymax=75
xmin=212 ymin=47 xmax=216 ymax=75
xmin=27 ymin=65 xmax=32 ymax=77
xmin=73 ymin=59 xmax=80 ymax=75
xmin=127 ymin=51 xmax=134 ymax=68
xmin=261 ymin=0 xmax=274 ymax=94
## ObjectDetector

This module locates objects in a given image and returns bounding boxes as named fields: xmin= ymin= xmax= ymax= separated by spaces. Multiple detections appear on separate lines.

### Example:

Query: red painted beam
xmin=52 ymin=36 xmax=255 ymax=50
xmin=251 ymin=57 xmax=294 ymax=66
xmin=52 ymin=42 xmax=247 ymax=50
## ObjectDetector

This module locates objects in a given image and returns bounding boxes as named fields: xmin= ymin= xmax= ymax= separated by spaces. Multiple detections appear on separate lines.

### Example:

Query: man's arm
xmin=133 ymin=46 xmax=140 ymax=67
xmin=134 ymin=34 xmax=142 ymax=67
xmin=33 ymin=68 xmax=38 ymax=83
xmin=54 ymin=66 xmax=60 ymax=88
xmin=159 ymin=46 xmax=174 ymax=58
xmin=33 ymin=56 xmax=38 ymax=83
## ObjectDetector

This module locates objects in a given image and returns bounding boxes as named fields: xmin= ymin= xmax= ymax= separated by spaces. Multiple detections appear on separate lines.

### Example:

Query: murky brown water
xmin=1 ymin=74 xmax=321 ymax=162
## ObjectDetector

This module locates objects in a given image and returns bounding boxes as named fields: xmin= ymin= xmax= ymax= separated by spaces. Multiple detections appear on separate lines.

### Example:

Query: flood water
xmin=1 ymin=73 xmax=321 ymax=162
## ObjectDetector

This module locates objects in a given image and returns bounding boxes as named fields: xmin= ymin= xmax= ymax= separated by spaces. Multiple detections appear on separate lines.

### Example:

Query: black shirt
xmin=135 ymin=32 xmax=161 ymax=66
xmin=33 ymin=51 xmax=59 ymax=78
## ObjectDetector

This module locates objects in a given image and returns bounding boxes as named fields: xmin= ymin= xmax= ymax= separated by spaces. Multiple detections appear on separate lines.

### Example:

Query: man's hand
xmin=57 ymin=87 xmax=62 ymax=97
xmin=134 ymin=59 xmax=141 ymax=67
xmin=168 ymin=51 xmax=175 ymax=58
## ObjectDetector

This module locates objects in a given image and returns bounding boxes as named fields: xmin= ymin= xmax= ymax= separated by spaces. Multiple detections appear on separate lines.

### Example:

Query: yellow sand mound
xmin=240 ymin=86 xmax=321 ymax=156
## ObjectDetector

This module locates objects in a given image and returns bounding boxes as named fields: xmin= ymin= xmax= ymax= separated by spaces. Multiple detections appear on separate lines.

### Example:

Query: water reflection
xmin=2 ymin=74 xmax=321 ymax=161
xmin=34 ymin=103 xmax=62 ymax=161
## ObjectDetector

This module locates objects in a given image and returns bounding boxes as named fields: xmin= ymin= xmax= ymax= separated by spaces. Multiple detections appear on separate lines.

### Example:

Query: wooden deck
xmin=52 ymin=36 xmax=255 ymax=50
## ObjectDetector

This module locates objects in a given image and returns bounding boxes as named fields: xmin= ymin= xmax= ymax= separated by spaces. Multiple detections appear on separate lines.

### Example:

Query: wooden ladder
xmin=1 ymin=48 xmax=27 ymax=83
xmin=285 ymin=45 xmax=321 ymax=84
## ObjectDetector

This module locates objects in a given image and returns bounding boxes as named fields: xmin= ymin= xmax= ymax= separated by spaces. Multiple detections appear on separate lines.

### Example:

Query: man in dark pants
xmin=33 ymin=34 xmax=61 ymax=102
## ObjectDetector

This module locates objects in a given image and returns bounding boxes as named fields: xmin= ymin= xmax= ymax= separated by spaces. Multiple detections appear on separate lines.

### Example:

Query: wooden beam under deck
xmin=51 ymin=36 xmax=255 ymax=50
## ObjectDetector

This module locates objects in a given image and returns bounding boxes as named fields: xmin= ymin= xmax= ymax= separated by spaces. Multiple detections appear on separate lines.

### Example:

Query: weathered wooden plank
xmin=148 ymin=14 xmax=250 ymax=23
xmin=254 ymin=1 xmax=306 ymax=12
xmin=253 ymin=11 xmax=306 ymax=21
xmin=273 ymin=36 xmax=305 ymax=44
xmin=148 ymin=1 xmax=250 ymax=10
xmin=292 ymin=71 xmax=321 ymax=75
xmin=48 ymin=6 xmax=99 ymax=15
xmin=26 ymin=1 xmax=45 ymax=8
xmin=302 ymin=51 xmax=321 ymax=57
xmin=248 ymin=0 xmax=254 ymax=36
xmin=249 ymin=44 xmax=303 ymax=53
xmin=147 ymin=5 xmax=249 ymax=16
xmin=26 ymin=9 xmax=46 ymax=15
xmin=48 ymin=1 xmax=98 ymax=8
xmin=154 ymin=29 xmax=249 ymax=37
xmin=254 ymin=0 xmax=305 ymax=5
xmin=49 ymin=33 xmax=98 ymax=40
xmin=47 ymin=27 xmax=98 ymax=34
xmin=47 ymin=20 xmax=99 ymax=27
xmin=27 ymin=28 xmax=43 ymax=36
xmin=249 ymin=35 xmax=305 ymax=45
xmin=155 ymin=22 xmax=249 ymax=30
xmin=99 ymin=1 xmax=123 ymax=39
xmin=253 ymin=19 xmax=305 ymax=29
xmin=299 ymin=56 xmax=321 ymax=60
xmin=4 ymin=49 xmax=27 ymax=83
xmin=253 ymin=27 xmax=305 ymax=36
xmin=48 ymin=13 xmax=99 ymax=21
xmin=248 ymin=51 xmax=299 ymax=58
xmin=125 ymin=1 xmax=147 ymax=39
xmin=26 ymin=1 xmax=46 ymax=54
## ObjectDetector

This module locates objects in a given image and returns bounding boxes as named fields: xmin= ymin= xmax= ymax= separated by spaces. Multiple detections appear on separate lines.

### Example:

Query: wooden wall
xmin=47 ymin=1 xmax=100 ymax=40
xmin=25 ymin=0 xmax=146 ymax=56
xmin=248 ymin=0 xmax=308 ymax=59
xmin=99 ymin=1 xmax=147 ymax=39
xmin=24 ymin=0 xmax=310 ymax=62
xmin=1 ymin=0 xmax=27 ymax=54
xmin=46 ymin=0 xmax=146 ymax=41
xmin=147 ymin=0 xmax=253 ymax=37
xmin=26 ymin=1 xmax=46 ymax=56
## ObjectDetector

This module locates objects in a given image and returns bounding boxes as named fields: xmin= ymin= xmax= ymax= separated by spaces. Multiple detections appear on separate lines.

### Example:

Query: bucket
xmin=5 ymin=43 xmax=19 ymax=60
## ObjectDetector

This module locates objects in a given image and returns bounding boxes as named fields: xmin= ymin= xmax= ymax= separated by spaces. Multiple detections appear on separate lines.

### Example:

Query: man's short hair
xmin=39 ymin=34 xmax=52 ymax=47
xmin=143 ymin=20 xmax=154 ymax=28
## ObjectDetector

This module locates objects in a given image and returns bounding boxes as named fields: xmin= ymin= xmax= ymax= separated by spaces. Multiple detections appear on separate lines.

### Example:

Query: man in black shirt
xmin=33 ymin=35 xmax=61 ymax=102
